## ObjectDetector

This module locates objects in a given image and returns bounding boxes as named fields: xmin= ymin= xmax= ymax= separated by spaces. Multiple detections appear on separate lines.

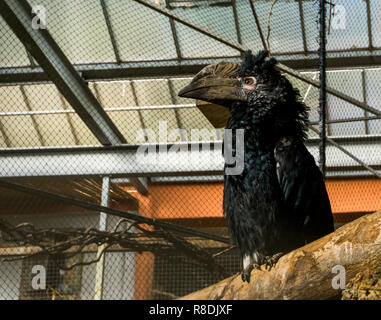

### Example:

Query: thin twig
xmin=266 ymin=0 xmax=279 ymax=55
xmin=212 ymin=245 xmax=236 ymax=258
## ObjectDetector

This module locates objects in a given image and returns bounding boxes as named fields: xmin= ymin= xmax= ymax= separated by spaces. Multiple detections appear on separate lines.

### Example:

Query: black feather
xmin=223 ymin=50 xmax=334 ymax=263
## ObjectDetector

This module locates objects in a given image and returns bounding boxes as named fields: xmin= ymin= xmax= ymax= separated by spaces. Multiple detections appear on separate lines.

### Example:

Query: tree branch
xmin=0 ymin=217 xmax=227 ymax=275
xmin=179 ymin=211 xmax=381 ymax=300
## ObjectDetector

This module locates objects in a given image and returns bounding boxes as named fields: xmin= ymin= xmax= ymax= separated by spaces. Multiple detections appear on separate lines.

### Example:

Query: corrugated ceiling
xmin=0 ymin=0 xmax=380 ymax=149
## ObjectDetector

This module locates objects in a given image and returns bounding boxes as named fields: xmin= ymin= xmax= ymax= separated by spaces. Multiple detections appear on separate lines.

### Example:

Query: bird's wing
xmin=274 ymin=137 xmax=334 ymax=243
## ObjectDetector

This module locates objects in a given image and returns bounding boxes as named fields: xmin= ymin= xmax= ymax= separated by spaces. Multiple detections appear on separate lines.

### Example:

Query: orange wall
xmin=326 ymin=179 xmax=381 ymax=213
xmin=124 ymin=178 xmax=381 ymax=220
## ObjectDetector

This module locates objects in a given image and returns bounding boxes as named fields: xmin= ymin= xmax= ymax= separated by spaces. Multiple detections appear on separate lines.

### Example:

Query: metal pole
xmin=94 ymin=176 xmax=110 ymax=300
xmin=319 ymin=0 xmax=327 ymax=176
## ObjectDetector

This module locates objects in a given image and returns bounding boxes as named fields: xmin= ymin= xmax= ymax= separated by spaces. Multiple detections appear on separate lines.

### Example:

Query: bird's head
xmin=179 ymin=50 xmax=309 ymax=139
xmin=178 ymin=50 xmax=282 ymax=107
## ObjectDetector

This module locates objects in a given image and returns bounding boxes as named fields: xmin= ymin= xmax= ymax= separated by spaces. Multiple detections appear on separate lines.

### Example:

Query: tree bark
xmin=179 ymin=211 xmax=381 ymax=300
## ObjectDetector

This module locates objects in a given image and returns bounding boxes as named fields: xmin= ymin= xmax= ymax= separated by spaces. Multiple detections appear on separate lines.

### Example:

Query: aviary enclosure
xmin=0 ymin=0 xmax=380 ymax=300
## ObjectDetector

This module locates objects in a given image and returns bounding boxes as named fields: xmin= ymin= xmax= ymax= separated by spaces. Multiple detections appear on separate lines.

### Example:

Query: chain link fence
xmin=0 ymin=0 xmax=380 ymax=300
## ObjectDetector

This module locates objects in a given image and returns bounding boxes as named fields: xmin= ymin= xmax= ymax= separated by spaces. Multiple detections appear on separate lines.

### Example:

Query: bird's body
xmin=224 ymin=102 xmax=286 ymax=263
xmin=275 ymin=137 xmax=334 ymax=244
xmin=178 ymin=50 xmax=334 ymax=281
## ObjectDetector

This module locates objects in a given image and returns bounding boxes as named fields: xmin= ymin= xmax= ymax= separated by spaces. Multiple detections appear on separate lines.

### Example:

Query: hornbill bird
xmin=178 ymin=50 xmax=334 ymax=282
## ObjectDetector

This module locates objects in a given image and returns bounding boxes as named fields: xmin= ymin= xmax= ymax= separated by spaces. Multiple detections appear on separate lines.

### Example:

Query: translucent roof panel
xmin=132 ymin=79 xmax=173 ymax=106
xmin=370 ymin=0 xmax=381 ymax=47
xmin=139 ymin=109 xmax=180 ymax=143
xmin=31 ymin=114 xmax=79 ymax=146
xmin=107 ymin=110 xmax=144 ymax=143
xmin=89 ymin=81 xmax=137 ymax=108
xmin=21 ymin=84 xmax=71 ymax=111
xmin=0 ymin=17 xmax=30 ymax=68
xmin=327 ymin=70 xmax=366 ymax=136
xmin=177 ymin=107 xmax=217 ymax=139
xmin=252 ymin=0 xmax=305 ymax=54
xmin=325 ymin=0 xmax=369 ymax=51
xmin=0 ymin=66 xmax=380 ymax=149
xmin=0 ymin=83 xmax=98 ymax=148
xmin=1 ymin=115 xmax=43 ymax=148
xmin=0 ymin=85 xmax=29 ymax=112
xmin=305 ymin=0 xmax=370 ymax=53
xmin=172 ymin=2 xmax=240 ymax=58
xmin=285 ymin=71 xmax=320 ymax=138
xmin=27 ymin=0 xmax=116 ymax=64
xmin=0 ymin=0 xmax=380 ymax=69
xmin=105 ymin=0 xmax=177 ymax=61
xmin=236 ymin=0 xmax=266 ymax=51
xmin=365 ymin=69 xmax=381 ymax=135
xmin=89 ymin=78 xmax=205 ymax=144
xmin=67 ymin=113 xmax=100 ymax=146
xmin=303 ymin=1 xmax=320 ymax=53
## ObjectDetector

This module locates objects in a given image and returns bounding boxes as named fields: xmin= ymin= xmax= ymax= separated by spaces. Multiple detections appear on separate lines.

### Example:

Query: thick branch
xmin=179 ymin=211 xmax=381 ymax=300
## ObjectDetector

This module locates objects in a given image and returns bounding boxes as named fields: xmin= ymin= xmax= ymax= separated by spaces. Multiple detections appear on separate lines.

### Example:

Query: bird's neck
xmin=224 ymin=102 xmax=282 ymax=184
xmin=226 ymin=108 xmax=280 ymax=151
xmin=227 ymin=99 xmax=308 ymax=145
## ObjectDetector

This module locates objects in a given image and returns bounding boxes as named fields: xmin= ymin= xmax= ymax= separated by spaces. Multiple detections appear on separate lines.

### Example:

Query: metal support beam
xmin=168 ymin=79 xmax=187 ymax=141
xmin=248 ymin=0 xmax=267 ymax=50
xmin=3 ymin=55 xmax=381 ymax=85
xmin=58 ymin=93 xmax=80 ymax=145
xmin=0 ymin=0 xmax=126 ymax=145
xmin=0 ymin=123 xmax=11 ymax=147
xmin=232 ymin=0 xmax=242 ymax=47
xmin=100 ymin=0 xmax=121 ymax=64
xmin=130 ymin=80 xmax=148 ymax=145
xmin=19 ymin=86 xmax=45 ymax=146
xmin=309 ymin=126 xmax=381 ymax=178
xmin=310 ymin=115 xmax=381 ymax=126
xmin=0 ymin=103 xmax=197 ymax=116
xmin=277 ymin=63 xmax=381 ymax=117
xmin=25 ymin=47 xmax=36 ymax=69
xmin=165 ymin=0 xmax=182 ymax=61
xmin=0 ymin=140 xmax=380 ymax=179
xmin=298 ymin=0 xmax=308 ymax=54
xmin=365 ymin=0 xmax=373 ymax=52
xmin=361 ymin=69 xmax=370 ymax=135
xmin=129 ymin=177 xmax=148 ymax=195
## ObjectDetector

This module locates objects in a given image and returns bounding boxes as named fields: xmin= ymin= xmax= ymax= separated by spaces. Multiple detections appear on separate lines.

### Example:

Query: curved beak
xmin=178 ymin=62 xmax=246 ymax=107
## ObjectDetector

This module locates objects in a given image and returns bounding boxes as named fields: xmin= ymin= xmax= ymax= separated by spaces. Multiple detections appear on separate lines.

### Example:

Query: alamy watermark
xmin=332 ymin=265 xmax=346 ymax=290
xmin=135 ymin=121 xmax=245 ymax=176
xmin=31 ymin=265 xmax=46 ymax=290
xmin=331 ymin=5 xmax=346 ymax=30
xmin=31 ymin=5 xmax=46 ymax=30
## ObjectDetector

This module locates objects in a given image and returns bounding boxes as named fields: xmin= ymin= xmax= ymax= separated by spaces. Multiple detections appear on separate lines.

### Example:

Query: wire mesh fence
xmin=0 ymin=0 xmax=380 ymax=300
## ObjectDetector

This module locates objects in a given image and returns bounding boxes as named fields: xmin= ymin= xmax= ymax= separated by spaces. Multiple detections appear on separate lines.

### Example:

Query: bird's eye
xmin=242 ymin=77 xmax=255 ymax=87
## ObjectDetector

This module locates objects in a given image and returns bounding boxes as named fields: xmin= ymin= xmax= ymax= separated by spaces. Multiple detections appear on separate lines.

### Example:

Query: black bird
xmin=179 ymin=50 xmax=334 ymax=282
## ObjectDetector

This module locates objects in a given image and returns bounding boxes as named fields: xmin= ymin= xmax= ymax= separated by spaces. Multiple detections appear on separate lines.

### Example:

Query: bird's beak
xmin=178 ymin=62 xmax=246 ymax=106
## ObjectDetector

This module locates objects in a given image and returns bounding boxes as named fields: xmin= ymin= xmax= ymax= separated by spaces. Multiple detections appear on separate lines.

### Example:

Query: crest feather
xmin=239 ymin=50 xmax=279 ymax=78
